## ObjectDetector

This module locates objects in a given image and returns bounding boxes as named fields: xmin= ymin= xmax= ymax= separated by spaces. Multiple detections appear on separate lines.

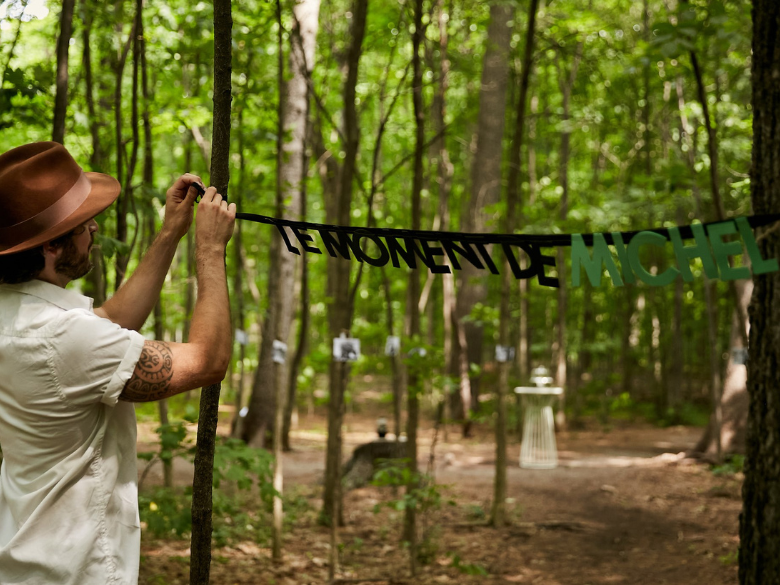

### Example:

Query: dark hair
xmin=0 ymin=230 xmax=78 ymax=285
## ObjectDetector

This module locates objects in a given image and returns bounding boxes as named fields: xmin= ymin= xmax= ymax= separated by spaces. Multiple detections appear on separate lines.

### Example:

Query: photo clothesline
xmin=235 ymin=211 xmax=780 ymax=289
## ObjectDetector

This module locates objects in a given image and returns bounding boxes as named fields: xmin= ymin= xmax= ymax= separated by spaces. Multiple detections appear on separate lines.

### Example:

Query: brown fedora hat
xmin=0 ymin=142 xmax=121 ymax=255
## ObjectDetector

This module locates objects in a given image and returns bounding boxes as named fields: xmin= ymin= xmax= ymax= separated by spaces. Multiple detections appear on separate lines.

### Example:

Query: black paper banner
xmin=236 ymin=212 xmax=780 ymax=289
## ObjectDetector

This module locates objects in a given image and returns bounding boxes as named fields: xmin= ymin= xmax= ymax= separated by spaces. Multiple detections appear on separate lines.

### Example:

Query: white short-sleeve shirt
xmin=0 ymin=279 xmax=146 ymax=584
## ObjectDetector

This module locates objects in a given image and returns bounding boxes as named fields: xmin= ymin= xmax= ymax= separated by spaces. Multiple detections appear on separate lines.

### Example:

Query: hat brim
xmin=0 ymin=172 xmax=121 ymax=256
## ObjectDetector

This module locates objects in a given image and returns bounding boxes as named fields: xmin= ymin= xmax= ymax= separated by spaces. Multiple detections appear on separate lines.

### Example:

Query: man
xmin=0 ymin=141 xmax=235 ymax=584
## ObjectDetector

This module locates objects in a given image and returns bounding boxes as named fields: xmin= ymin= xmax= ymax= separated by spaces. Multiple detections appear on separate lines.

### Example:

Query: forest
xmin=1 ymin=0 xmax=780 ymax=582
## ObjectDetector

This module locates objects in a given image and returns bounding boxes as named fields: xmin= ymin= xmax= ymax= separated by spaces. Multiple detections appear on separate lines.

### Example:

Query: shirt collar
xmin=0 ymin=279 xmax=93 ymax=312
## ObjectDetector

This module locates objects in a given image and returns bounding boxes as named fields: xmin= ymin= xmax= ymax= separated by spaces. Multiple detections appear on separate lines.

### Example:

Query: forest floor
xmin=136 ymin=392 xmax=742 ymax=585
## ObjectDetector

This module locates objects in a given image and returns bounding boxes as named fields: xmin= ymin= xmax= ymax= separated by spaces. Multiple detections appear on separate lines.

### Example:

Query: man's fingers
xmin=199 ymin=186 xmax=218 ymax=203
xmin=184 ymin=183 xmax=202 ymax=204
xmin=171 ymin=173 xmax=202 ymax=193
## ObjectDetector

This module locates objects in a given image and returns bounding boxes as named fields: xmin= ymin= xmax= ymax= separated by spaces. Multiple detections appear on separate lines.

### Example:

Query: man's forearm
xmin=96 ymin=229 xmax=180 ymax=330
xmin=189 ymin=244 xmax=232 ymax=375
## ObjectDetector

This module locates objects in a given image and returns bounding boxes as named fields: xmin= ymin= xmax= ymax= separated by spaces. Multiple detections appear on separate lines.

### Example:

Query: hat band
xmin=0 ymin=173 xmax=92 ymax=247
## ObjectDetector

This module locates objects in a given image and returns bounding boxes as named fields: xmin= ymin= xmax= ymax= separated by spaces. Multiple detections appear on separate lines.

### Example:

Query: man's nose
xmin=88 ymin=219 xmax=99 ymax=233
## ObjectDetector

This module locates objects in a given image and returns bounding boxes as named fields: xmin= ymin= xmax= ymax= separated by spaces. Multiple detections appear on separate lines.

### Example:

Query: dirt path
xmin=138 ymin=417 xmax=741 ymax=584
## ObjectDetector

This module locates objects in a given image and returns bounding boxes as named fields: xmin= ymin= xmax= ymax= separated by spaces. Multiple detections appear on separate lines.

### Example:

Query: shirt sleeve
xmin=48 ymin=308 xmax=146 ymax=407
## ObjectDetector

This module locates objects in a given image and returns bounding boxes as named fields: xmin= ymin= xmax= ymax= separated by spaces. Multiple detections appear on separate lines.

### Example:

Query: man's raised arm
xmin=95 ymin=173 xmax=202 ymax=331
xmin=119 ymin=186 xmax=236 ymax=402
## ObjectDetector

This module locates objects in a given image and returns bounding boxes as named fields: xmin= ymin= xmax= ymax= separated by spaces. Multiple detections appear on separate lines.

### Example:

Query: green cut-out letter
xmin=735 ymin=217 xmax=779 ymax=275
xmin=668 ymin=224 xmax=718 ymax=281
xmin=627 ymin=231 xmax=680 ymax=286
xmin=570 ymin=233 xmax=623 ymax=287
xmin=707 ymin=221 xmax=751 ymax=281
xmin=611 ymin=232 xmax=636 ymax=284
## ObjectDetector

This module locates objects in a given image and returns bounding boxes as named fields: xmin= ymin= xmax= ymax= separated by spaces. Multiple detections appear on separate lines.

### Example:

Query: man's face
xmin=54 ymin=219 xmax=97 ymax=280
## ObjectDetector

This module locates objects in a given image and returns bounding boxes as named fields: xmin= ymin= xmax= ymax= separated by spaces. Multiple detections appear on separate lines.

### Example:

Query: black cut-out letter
xmin=419 ymin=240 xmax=451 ymax=274
xmin=353 ymin=233 xmax=390 ymax=267
xmin=441 ymin=240 xmax=484 ymax=271
xmin=319 ymin=229 xmax=362 ymax=261
xmin=291 ymin=227 xmax=322 ymax=254
xmin=502 ymin=243 xmax=538 ymax=280
xmin=277 ymin=224 xmax=301 ymax=255
xmin=474 ymin=242 xmax=500 ymax=274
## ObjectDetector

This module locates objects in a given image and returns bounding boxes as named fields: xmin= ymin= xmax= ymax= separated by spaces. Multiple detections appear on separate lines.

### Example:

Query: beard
xmin=55 ymin=234 xmax=93 ymax=281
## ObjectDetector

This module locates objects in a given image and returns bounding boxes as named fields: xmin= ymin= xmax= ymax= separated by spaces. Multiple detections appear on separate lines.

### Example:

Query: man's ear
xmin=41 ymin=241 xmax=61 ymax=263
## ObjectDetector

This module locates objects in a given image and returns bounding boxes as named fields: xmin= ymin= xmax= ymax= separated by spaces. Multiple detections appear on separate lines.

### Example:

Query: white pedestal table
xmin=514 ymin=386 xmax=563 ymax=469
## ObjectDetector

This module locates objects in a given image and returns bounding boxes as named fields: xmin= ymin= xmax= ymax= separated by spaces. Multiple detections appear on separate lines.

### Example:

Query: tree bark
xmin=401 ymin=0 xmax=425 ymax=572
xmin=81 ymin=0 xmax=105 ymax=305
xmin=739 ymin=1 xmax=780 ymax=579
xmin=321 ymin=0 xmax=368 ymax=529
xmin=452 ymin=2 xmax=514 ymax=435
xmin=189 ymin=0 xmax=232 ymax=582
xmin=492 ymin=0 xmax=538 ymax=528
xmin=113 ymin=13 xmax=136 ymax=291
xmin=554 ymin=40 xmax=583 ymax=428
xmin=139 ymin=2 xmax=172 ymax=488
xmin=282 ymin=0 xmax=321 ymax=453
xmin=52 ymin=0 xmax=76 ymax=144
xmin=243 ymin=0 xmax=320 ymax=452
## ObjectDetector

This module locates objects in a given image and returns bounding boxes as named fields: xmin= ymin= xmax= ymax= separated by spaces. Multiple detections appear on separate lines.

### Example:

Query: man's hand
xmin=196 ymin=186 xmax=236 ymax=254
xmin=162 ymin=173 xmax=203 ymax=240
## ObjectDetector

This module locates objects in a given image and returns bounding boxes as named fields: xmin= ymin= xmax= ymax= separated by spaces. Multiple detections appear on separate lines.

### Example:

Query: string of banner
xmin=234 ymin=211 xmax=780 ymax=363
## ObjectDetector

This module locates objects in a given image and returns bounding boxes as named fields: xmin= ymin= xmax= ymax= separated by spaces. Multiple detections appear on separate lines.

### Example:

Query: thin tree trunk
xmin=492 ymin=0 xmax=538 ymax=528
xmin=189 ymin=0 xmax=232 ymax=581
xmin=402 ymin=0 xmax=425 ymax=572
xmin=52 ymin=0 xmax=76 ymax=144
xmin=435 ymin=0 xmax=454 ymax=441
xmin=139 ymin=0 xmax=172 ymax=487
xmin=676 ymin=77 xmax=724 ymax=459
xmin=81 ymin=0 xmax=103 ymax=169
xmin=321 ymin=0 xmax=369 ymax=531
xmin=554 ymin=40 xmax=583 ymax=428
xmin=270 ymin=0 xmax=289 ymax=562
xmin=453 ymin=2 xmax=514 ymax=435
xmin=81 ymin=0 xmax=105 ymax=304
xmin=113 ymin=14 xmax=136 ymax=291
xmin=687 ymin=24 xmax=749 ymax=349
xmin=739 ymin=1 xmax=780 ymax=578
xmin=230 ymin=108 xmax=247 ymax=438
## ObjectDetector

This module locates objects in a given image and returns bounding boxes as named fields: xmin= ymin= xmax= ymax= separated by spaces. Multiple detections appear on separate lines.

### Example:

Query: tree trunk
xmin=81 ymin=0 xmax=105 ymax=304
xmin=52 ymin=0 xmax=76 ymax=144
xmin=242 ymin=0 xmax=320 ymax=452
xmin=675 ymin=76 xmax=727 ymax=459
xmin=554 ymin=41 xmax=583 ymax=428
xmin=113 ymin=14 xmax=136 ymax=291
xmin=189 ymin=0 xmax=232 ymax=581
xmin=139 ymin=3 xmax=172 ymax=488
xmin=696 ymin=280 xmax=751 ymax=455
xmin=230 ymin=108 xmax=248 ymax=438
xmin=492 ymin=0 xmax=538 ymax=528
xmin=402 ymin=0 xmax=425 ymax=572
xmin=452 ymin=2 xmax=514 ymax=435
xmin=739 ymin=1 xmax=780 ymax=579
xmin=434 ymin=0 xmax=454 ymax=441
xmin=282 ymin=0 xmax=320 ymax=453
xmin=321 ymin=0 xmax=368 ymax=530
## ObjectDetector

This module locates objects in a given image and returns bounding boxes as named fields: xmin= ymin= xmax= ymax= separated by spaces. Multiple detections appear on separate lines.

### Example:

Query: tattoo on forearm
xmin=120 ymin=341 xmax=174 ymax=402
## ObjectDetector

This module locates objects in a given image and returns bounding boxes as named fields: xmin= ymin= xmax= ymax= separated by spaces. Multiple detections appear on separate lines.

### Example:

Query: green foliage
xmin=138 ymin=427 xmax=278 ymax=544
xmin=212 ymin=438 xmax=276 ymax=505
xmin=370 ymin=458 xmax=455 ymax=565
xmin=448 ymin=552 xmax=489 ymax=576
xmin=711 ymin=454 xmax=745 ymax=477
